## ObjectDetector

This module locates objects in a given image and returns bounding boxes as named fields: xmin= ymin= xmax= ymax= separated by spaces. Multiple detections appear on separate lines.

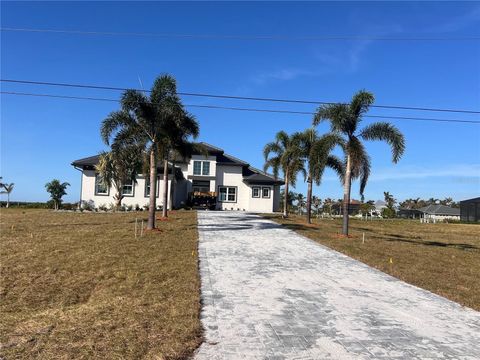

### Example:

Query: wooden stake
xmin=135 ymin=218 xmax=138 ymax=239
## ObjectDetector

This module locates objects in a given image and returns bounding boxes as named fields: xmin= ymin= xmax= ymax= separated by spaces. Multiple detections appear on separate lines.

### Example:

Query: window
xmin=122 ymin=179 xmax=134 ymax=196
xmin=95 ymin=174 xmax=108 ymax=195
xmin=202 ymin=161 xmax=210 ymax=175
xmin=193 ymin=161 xmax=202 ymax=175
xmin=193 ymin=161 xmax=210 ymax=176
xmin=192 ymin=180 xmax=210 ymax=193
xmin=218 ymin=186 xmax=236 ymax=202
xmin=144 ymin=177 xmax=159 ymax=197
xmin=252 ymin=187 xmax=260 ymax=198
xmin=262 ymin=187 xmax=271 ymax=198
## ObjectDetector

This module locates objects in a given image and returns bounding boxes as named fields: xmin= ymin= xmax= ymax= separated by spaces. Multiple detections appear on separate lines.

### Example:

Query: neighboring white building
xmin=419 ymin=204 xmax=460 ymax=221
xmin=72 ymin=142 xmax=283 ymax=213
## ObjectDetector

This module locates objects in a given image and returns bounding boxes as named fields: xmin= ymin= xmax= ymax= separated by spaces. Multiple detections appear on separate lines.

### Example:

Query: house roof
xmin=460 ymin=197 xmax=480 ymax=204
xmin=71 ymin=155 xmax=183 ymax=179
xmin=419 ymin=204 xmax=460 ymax=216
xmin=72 ymin=142 xmax=284 ymax=185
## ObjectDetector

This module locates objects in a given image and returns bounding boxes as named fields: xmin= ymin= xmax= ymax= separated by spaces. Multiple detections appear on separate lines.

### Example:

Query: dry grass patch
xmin=265 ymin=214 xmax=480 ymax=311
xmin=0 ymin=209 xmax=202 ymax=359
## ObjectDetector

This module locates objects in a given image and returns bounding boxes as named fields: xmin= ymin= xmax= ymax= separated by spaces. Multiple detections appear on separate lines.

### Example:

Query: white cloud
xmin=250 ymin=68 xmax=324 ymax=85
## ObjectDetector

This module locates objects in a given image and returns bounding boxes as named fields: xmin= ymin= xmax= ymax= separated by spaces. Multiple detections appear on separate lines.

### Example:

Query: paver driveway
xmin=194 ymin=211 xmax=480 ymax=360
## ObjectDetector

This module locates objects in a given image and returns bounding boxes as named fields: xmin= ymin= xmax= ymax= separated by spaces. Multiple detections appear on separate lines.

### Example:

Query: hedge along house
xmin=72 ymin=142 xmax=284 ymax=213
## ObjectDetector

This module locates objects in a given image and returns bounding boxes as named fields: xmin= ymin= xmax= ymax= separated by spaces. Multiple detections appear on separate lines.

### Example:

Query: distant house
xmin=460 ymin=197 xmax=480 ymax=222
xmin=332 ymin=199 xmax=361 ymax=215
xmin=418 ymin=204 xmax=460 ymax=221
xmin=397 ymin=208 xmax=423 ymax=219
xmin=72 ymin=142 xmax=283 ymax=213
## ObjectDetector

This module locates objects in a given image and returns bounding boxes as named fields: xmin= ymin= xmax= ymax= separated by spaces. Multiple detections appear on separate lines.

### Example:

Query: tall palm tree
xmin=101 ymin=74 xmax=199 ymax=229
xmin=298 ymin=128 xmax=345 ymax=224
xmin=314 ymin=90 xmax=405 ymax=235
xmin=1 ymin=183 xmax=14 ymax=208
xmin=264 ymin=131 xmax=305 ymax=218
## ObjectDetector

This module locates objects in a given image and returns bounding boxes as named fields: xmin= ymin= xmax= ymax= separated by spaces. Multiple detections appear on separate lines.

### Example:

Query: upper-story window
xmin=193 ymin=161 xmax=210 ymax=176
xmin=122 ymin=179 xmax=134 ymax=196
xmin=95 ymin=174 xmax=109 ymax=195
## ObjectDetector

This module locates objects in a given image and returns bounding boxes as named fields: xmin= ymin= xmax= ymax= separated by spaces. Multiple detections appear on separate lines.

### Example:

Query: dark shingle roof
xmin=242 ymin=166 xmax=284 ymax=185
xmin=72 ymin=155 xmax=183 ymax=179
xmin=419 ymin=204 xmax=460 ymax=216
xmin=71 ymin=155 xmax=100 ymax=167
xmin=217 ymin=153 xmax=249 ymax=166
xmin=72 ymin=142 xmax=284 ymax=185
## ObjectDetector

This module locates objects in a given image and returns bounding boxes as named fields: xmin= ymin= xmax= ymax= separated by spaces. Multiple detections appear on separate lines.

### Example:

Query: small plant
xmin=81 ymin=200 xmax=95 ymax=211
xmin=126 ymin=204 xmax=133 ymax=212
xmin=143 ymin=203 xmax=150 ymax=211
xmin=135 ymin=204 xmax=141 ymax=211
xmin=98 ymin=203 xmax=108 ymax=212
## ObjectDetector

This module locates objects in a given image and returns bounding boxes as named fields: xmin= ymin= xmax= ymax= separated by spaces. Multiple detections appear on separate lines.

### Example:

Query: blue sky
xmin=1 ymin=1 xmax=479 ymax=203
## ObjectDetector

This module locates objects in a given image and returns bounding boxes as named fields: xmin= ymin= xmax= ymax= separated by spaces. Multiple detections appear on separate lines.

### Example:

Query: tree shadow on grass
xmin=380 ymin=234 xmax=479 ymax=251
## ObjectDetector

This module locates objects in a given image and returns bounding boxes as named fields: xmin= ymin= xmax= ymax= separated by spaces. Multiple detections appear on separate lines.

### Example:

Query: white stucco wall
xmin=81 ymin=170 xmax=172 ymax=209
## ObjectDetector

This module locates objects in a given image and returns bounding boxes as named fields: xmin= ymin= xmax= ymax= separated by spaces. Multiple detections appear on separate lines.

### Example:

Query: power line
xmin=2 ymin=78 xmax=479 ymax=114
xmin=2 ymin=91 xmax=479 ymax=124
xmin=2 ymin=27 xmax=480 ymax=41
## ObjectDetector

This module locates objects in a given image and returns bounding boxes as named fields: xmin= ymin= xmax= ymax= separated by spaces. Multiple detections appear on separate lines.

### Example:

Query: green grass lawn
xmin=265 ymin=214 xmax=480 ymax=311
xmin=0 ymin=209 xmax=202 ymax=360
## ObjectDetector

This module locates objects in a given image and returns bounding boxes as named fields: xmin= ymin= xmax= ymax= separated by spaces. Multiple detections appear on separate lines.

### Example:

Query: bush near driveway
xmin=0 ymin=209 xmax=201 ymax=360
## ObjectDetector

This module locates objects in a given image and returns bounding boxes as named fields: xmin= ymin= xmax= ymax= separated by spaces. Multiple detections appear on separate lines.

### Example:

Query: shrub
xmin=81 ymin=200 xmax=95 ymax=211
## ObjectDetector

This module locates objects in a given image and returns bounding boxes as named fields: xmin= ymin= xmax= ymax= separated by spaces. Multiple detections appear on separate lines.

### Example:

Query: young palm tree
xmin=298 ymin=128 xmax=345 ymax=224
xmin=95 ymin=146 xmax=143 ymax=210
xmin=312 ymin=196 xmax=322 ymax=217
xmin=45 ymin=180 xmax=70 ymax=210
xmin=314 ymin=90 xmax=405 ymax=235
xmin=101 ymin=74 xmax=199 ymax=229
xmin=1 ymin=183 xmax=14 ymax=208
xmin=264 ymin=131 xmax=305 ymax=218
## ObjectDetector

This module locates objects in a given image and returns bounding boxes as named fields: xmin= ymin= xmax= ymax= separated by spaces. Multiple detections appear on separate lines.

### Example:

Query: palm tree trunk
xmin=169 ymin=160 xmax=175 ymax=211
xmin=115 ymin=193 xmax=122 ymax=211
xmin=6 ymin=193 xmax=9 ymax=208
xmin=283 ymin=171 xmax=289 ymax=218
xmin=342 ymin=154 xmax=352 ymax=236
xmin=306 ymin=174 xmax=313 ymax=224
xmin=162 ymin=157 xmax=169 ymax=218
xmin=147 ymin=147 xmax=157 ymax=230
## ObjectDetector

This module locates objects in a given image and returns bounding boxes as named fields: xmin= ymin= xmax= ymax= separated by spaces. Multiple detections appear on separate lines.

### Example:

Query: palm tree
xmin=101 ymin=74 xmax=199 ymax=229
xmin=296 ymin=193 xmax=305 ymax=215
xmin=323 ymin=197 xmax=334 ymax=216
xmin=95 ymin=146 xmax=143 ymax=210
xmin=314 ymin=90 xmax=405 ymax=235
xmin=312 ymin=195 xmax=322 ymax=217
xmin=298 ymin=128 xmax=345 ymax=224
xmin=45 ymin=180 xmax=70 ymax=210
xmin=264 ymin=131 xmax=305 ymax=218
xmin=1 ymin=183 xmax=14 ymax=208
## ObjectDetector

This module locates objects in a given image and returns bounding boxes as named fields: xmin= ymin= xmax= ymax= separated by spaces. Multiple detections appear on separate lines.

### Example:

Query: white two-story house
xmin=72 ymin=143 xmax=283 ymax=213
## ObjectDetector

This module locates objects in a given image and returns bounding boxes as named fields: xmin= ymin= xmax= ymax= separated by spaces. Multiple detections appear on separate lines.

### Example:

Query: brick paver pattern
xmin=194 ymin=212 xmax=480 ymax=359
